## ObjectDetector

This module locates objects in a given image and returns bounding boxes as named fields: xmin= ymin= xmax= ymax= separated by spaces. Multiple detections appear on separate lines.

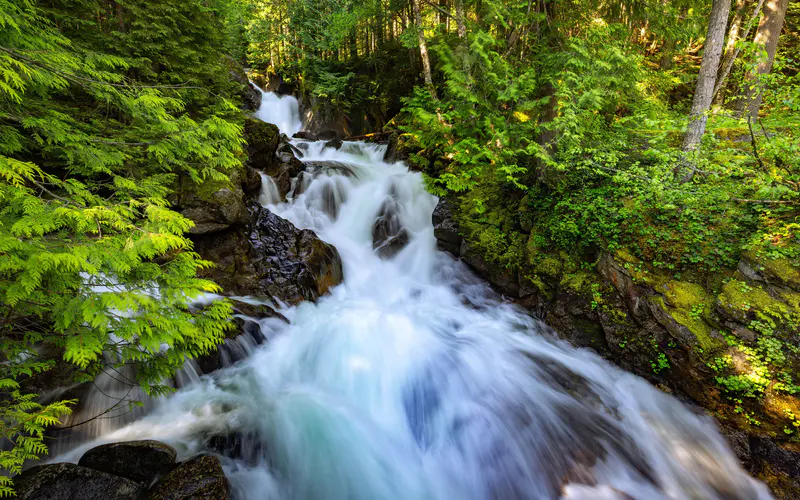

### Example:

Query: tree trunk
xmin=683 ymin=0 xmax=731 ymax=154
xmin=714 ymin=0 xmax=765 ymax=103
xmin=455 ymin=0 xmax=467 ymax=38
xmin=412 ymin=0 xmax=436 ymax=98
xmin=439 ymin=0 xmax=448 ymax=26
xmin=659 ymin=38 xmax=676 ymax=69
xmin=737 ymin=0 xmax=789 ymax=119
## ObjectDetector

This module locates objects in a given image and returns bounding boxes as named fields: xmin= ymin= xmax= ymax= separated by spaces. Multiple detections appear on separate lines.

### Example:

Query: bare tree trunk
xmin=714 ymin=0 xmax=765 ymax=103
xmin=737 ymin=0 xmax=789 ymax=118
xmin=683 ymin=0 xmax=731 ymax=155
xmin=455 ymin=0 xmax=467 ymax=38
xmin=412 ymin=0 xmax=437 ymax=98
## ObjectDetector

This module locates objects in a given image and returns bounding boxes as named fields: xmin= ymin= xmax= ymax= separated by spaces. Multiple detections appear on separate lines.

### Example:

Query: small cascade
xmin=253 ymin=86 xmax=302 ymax=136
xmin=51 ymin=86 xmax=773 ymax=500
xmin=258 ymin=173 xmax=282 ymax=205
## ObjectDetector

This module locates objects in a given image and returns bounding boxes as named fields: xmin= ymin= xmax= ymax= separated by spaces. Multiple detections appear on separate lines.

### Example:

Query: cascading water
xmin=254 ymin=86 xmax=302 ymax=136
xmin=53 ymin=93 xmax=772 ymax=500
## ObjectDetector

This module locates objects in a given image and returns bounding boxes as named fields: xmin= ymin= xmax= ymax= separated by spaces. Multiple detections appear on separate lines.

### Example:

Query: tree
xmin=713 ymin=0 xmax=766 ymax=103
xmin=455 ymin=0 xmax=467 ymax=39
xmin=0 ymin=0 xmax=241 ymax=487
xmin=682 ymin=0 xmax=732 ymax=156
xmin=737 ymin=0 xmax=790 ymax=118
xmin=412 ymin=0 xmax=437 ymax=97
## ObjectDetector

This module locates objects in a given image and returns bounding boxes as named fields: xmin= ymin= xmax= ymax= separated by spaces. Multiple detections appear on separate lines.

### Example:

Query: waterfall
xmin=258 ymin=173 xmax=281 ymax=205
xmin=253 ymin=86 xmax=302 ymax=136
xmin=52 ymin=93 xmax=772 ymax=500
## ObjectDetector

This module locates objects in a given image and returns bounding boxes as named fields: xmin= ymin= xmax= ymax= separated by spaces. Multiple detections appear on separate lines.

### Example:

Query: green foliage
xmin=1 ymin=0 xmax=244 ymax=483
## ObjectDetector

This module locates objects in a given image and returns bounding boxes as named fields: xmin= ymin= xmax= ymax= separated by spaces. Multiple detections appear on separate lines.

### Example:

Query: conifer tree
xmin=0 ymin=0 xmax=243 ymax=488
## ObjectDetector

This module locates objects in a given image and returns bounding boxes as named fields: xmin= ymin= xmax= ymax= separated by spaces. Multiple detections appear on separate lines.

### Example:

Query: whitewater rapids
xmin=53 ymin=89 xmax=772 ymax=500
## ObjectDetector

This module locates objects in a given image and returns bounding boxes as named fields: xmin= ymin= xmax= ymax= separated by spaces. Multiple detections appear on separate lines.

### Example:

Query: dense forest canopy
xmin=1 ymin=0 xmax=799 ymax=494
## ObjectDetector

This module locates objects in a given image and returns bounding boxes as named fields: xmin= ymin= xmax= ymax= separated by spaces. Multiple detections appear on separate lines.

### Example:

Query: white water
xmin=258 ymin=173 xmax=282 ymax=205
xmin=53 ymin=93 xmax=772 ymax=500
xmin=254 ymin=86 xmax=302 ymax=136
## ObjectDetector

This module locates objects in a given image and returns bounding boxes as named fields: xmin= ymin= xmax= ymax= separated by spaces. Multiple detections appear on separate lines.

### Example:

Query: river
xmin=53 ymin=90 xmax=772 ymax=500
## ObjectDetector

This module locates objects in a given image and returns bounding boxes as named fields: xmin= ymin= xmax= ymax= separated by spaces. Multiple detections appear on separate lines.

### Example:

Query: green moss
xmin=718 ymin=280 xmax=799 ymax=330
xmin=533 ymin=255 xmax=564 ymax=278
xmin=745 ymin=251 xmax=800 ymax=290
xmin=561 ymin=271 xmax=594 ymax=295
xmin=658 ymin=280 xmax=708 ymax=310
xmin=652 ymin=280 xmax=723 ymax=351
xmin=651 ymin=295 xmax=721 ymax=353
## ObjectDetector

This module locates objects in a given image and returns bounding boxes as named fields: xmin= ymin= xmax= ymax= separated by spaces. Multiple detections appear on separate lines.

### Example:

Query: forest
xmin=1 ymin=0 xmax=799 ymax=497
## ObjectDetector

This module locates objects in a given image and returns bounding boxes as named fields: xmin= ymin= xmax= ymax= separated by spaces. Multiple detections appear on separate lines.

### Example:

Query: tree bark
xmin=737 ymin=0 xmax=789 ymax=119
xmin=412 ymin=0 xmax=437 ymax=98
xmin=713 ymin=0 xmax=765 ymax=103
xmin=659 ymin=38 xmax=676 ymax=69
xmin=683 ymin=0 xmax=732 ymax=154
xmin=455 ymin=0 xmax=467 ymax=38
xmin=438 ymin=0 xmax=448 ymax=26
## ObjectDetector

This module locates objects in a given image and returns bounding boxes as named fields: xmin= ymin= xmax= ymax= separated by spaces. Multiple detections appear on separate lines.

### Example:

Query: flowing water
xmin=52 ymin=91 xmax=772 ymax=500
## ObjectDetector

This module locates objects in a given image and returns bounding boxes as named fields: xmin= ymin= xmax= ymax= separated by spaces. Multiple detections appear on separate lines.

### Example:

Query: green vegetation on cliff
xmin=0 ymin=0 xmax=247 ymax=488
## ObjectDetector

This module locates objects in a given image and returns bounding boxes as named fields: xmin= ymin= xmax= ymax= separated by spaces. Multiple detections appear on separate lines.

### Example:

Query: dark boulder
xmin=207 ymin=431 xmax=266 ymax=466
xmin=373 ymin=198 xmax=409 ymax=258
xmin=242 ymin=166 xmax=263 ymax=195
xmin=243 ymin=83 xmax=262 ymax=112
xmin=244 ymin=118 xmax=280 ymax=169
xmin=191 ymin=204 xmax=342 ymax=305
xmin=248 ymin=205 xmax=343 ymax=302
xmin=432 ymin=198 xmax=462 ymax=256
xmin=324 ymin=139 xmax=343 ymax=150
xmin=176 ymin=176 xmax=249 ymax=235
xmin=13 ymin=463 xmax=144 ymax=500
xmin=265 ymin=139 xmax=305 ymax=200
xmin=293 ymin=131 xmax=317 ymax=141
xmin=316 ymin=129 xmax=339 ymax=141
xmin=78 ymin=440 xmax=177 ymax=483
xmin=145 ymin=455 xmax=230 ymax=500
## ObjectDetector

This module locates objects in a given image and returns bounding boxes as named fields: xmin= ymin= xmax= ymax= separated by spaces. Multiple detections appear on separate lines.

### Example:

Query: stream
xmin=53 ymin=90 xmax=772 ymax=500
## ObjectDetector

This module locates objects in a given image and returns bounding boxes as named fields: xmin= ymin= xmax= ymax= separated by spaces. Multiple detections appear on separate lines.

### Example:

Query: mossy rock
xmin=740 ymin=251 xmax=800 ymax=292
xmin=145 ymin=454 xmax=229 ymax=500
xmin=717 ymin=279 xmax=799 ymax=332
xmin=648 ymin=295 xmax=723 ymax=354
xmin=244 ymin=117 xmax=280 ymax=169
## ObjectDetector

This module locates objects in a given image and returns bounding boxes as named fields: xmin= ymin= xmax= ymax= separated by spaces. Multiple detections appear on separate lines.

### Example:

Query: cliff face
xmin=432 ymin=197 xmax=800 ymax=499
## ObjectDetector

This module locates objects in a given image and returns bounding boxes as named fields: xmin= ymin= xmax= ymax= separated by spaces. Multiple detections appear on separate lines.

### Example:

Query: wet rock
xmin=293 ymin=131 xmax=317 ymax=141
xmin=78 ymin=440 xmax=177 ymax=483
xmin=324 ymin=139 xmax=343 ymax=150
xmin=305 ymin=160 xmax=357 ymax=178
xmin=373 ymin=198 xmax=409 ymax=258
xmin=244 ymin=118 xmax=280 ymax=169
xmin=316 ymin=129 xmax=339 ymax=141
xmin=249 ymin=205 xmax=343 ymax=302
xmin=145 ymin=454 xmax=230 ymax=500
xmin=191 ymin=204 xmax=342 ymax=305
xmin=242 ymin=166 xmax=262 ymax=195
xmin=176 ymin=170 xmax=249 ymax=235
xmin=432 ymin=198 xmax=462 ymax=256
xmin=461 ymin=243 xmax=521 ymax=297
xmin=14 ymin=462 xmax=144 ymax=500
xmin=243 ymin=82 xmax=262 ymax=112
xmin=207 ymin=431 xmax=266 ymax=466
xmin=749 ymin=438 xmax=800 ymax=500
